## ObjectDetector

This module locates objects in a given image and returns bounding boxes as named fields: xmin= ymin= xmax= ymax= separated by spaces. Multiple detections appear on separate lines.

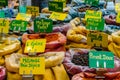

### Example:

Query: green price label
xmin=10 ymin=20 xmax=28 ymax=31
xmin=86 ymin=18 xmax=104 ymax=31
xmin=34 ymin=19 xmax=53 ymax=33
xmin=89 ymin=51 xmax=114 ymax=68
xmin=19 ymin=6 xmax=26 ymax=13
xmin=85 ymin=10 xmax=102 ymax=20
xmin=48 ymin=1 xmax=63 ymax=12
xmin=0 ymin=0 xmax=8 ymax=7
xmin=54 ymin=0 xmax=66 ymax=7
xmin=0 ymin=10 xmax=5 ymax=18
xmin=85 ymin=0 xmax=99 ymax=6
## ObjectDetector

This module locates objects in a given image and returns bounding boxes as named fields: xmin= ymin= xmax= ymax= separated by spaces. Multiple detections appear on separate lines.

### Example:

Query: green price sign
xmin=34 ymin=19 xmax=53 ymax=33
xmin=19 ymin=6 xmax=26 ymax=13
xmin=48 ymin=1 xmax=63 ymax=12
xmin=86 ymin=18 xmax=104 ymax=31
xmin=10 ymin=20 xmax=28 ymax=31
xmin=89 ymin=51 xmax=114 ymax=68
xmin=0 ymin=0 xmax=8 ymax=7
xmin=54 ymin=0 xmax=66 ymax=7
xmin=85 ymin=10 xmax=102 ymax=20
xmin=85 ymin=0 xmax=99 ymax=6
xmin=0 ymin=10 xmax=5 ymax=18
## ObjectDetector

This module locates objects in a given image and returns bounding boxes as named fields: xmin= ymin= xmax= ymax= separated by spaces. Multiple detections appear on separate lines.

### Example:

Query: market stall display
xmin=0 ymin=0 xmax=120 ymax=80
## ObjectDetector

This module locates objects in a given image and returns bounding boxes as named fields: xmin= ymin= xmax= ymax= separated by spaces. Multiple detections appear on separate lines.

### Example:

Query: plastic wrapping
xmin=0 ymin=66 xmax=6 ymax=80
xmin=7 ymin=71 xmax=22 ymax=80
xmin=5 ymin=53 xmax=26 ymax=73
xmin=104 ymin=14 xmax=120 ymax=26
xmin=38 ymin=52 xmax=65 ymax=68
xmin=0 ymin=37 xmax=20 ymax=56
xmin=63 ymin=49 xmax=96 ymax=75
xmin=72 ymin=71 xmax=120 ymax=80
xmin=53 ymin=23 xmax=72 ymax=36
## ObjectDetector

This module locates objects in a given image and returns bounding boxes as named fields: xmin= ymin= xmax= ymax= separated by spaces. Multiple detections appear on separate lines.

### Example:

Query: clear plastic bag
xmin=63 ymin=48 xmax=120 ymax=75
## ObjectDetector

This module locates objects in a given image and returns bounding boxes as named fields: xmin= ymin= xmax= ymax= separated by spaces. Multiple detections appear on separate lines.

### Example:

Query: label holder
xmin=22 ymin=70 xmax=33 ymax=80
xmin=95 ymin=53 xmax=107 ymax=79
xmin=22 ymin=49 xmax=37 ymax=80
xmin=28 ymin=49 xmax=37 ymax=57
xmin=89 ymin=28 xmax=107 ymax=79
xmin=95 ymin=61 xmax=106 ymax=79
xmin=13 ymin=26 xmax=21 ymax=33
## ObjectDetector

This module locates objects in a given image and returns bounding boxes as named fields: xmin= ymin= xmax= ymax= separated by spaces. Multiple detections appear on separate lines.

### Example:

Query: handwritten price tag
xmin=10 ymin=20 xmax=28 ymax=31
xmin=34 ymin=19 xmax=53 ymax=33
xmin=87 ymin=31 xmax=108 ymax=48
xmin=85 ymin=0 xmax=99 ymax=6
xmin=49 ymin=1 xmax=63 ymax=12
xmin=85 ymin=10 xmax=102 ymax=20
xmin=26 ymin=6 xmax=39 ymax=17
xmin=49 ymin=12 xmax=67 ymax=20
xmin=54 ymin=0 xmax=66 ymax=7
xmin=16 ymin=13 xmax=31 ymax=21
xmin=0 ymin=19 xmax=9 ymax=33
xmin=19 ymin=57 xmax=45 ymax=75
xmin=24 ymin=39 xmax=46 ymax=53
xmin=116 ymin=12 xmax=120 ymax=23
xmin=86 ymin=18 xmax=104 ymax=31
xmin=89 ymin=51 xmax=114 ymax=68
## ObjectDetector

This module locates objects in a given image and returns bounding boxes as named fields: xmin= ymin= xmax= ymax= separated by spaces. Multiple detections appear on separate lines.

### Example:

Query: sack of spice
xmin=22 ymin=32 xmax=67 ymax=54
xmin=63 ymin=48 xmax=120 ymax=75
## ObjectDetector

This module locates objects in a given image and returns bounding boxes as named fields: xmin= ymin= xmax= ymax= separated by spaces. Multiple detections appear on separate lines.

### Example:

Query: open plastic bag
xmin=63 ymin=48 xmax=120 ymax=75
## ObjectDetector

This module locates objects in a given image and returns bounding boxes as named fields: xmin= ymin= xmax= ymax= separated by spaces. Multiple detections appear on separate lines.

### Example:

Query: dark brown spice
xmin=72 ymin=53 xmax=89 ymax=66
